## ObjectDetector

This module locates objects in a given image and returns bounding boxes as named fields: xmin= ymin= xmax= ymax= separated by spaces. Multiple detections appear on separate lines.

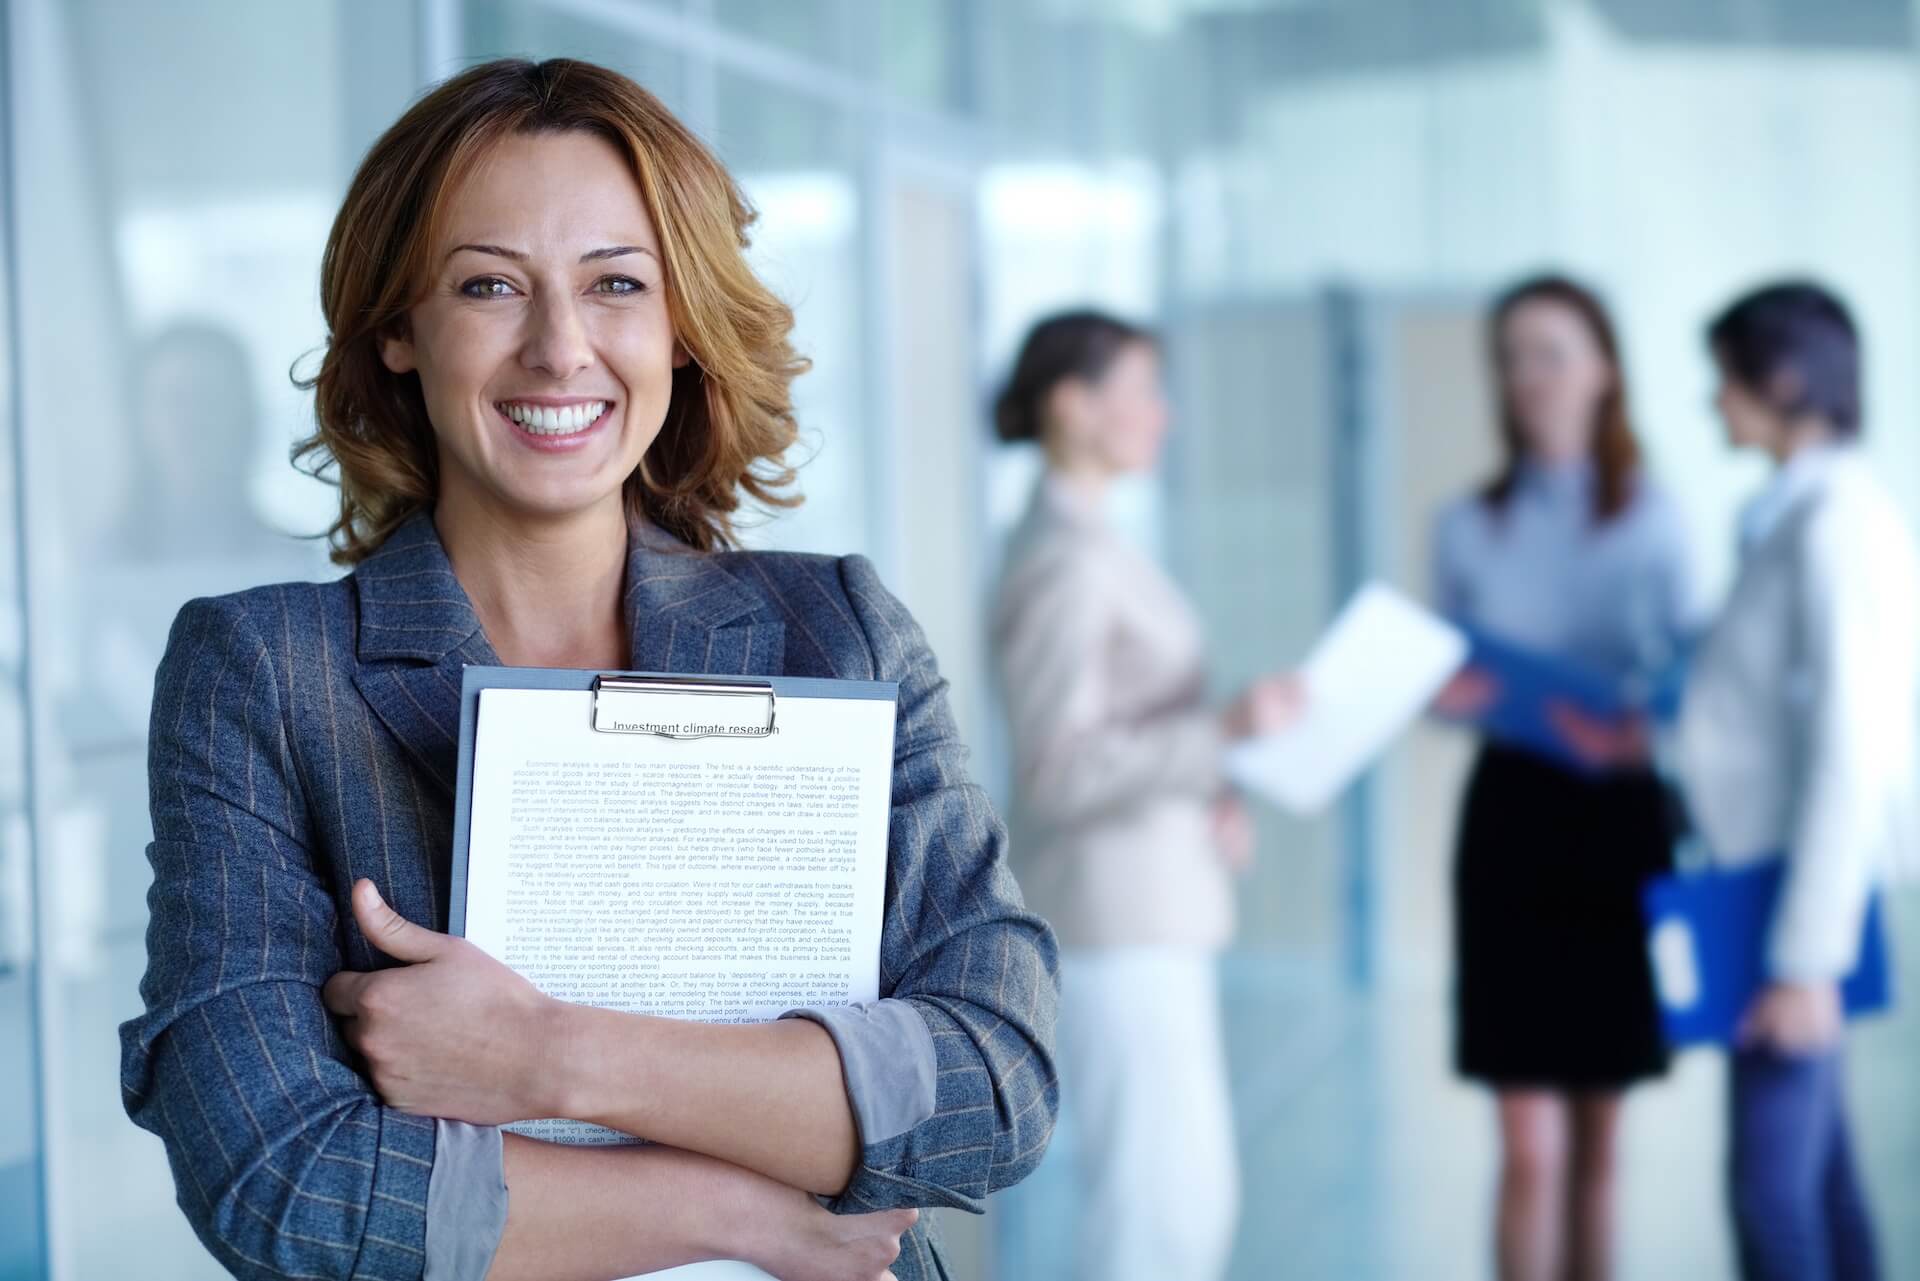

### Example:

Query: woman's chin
xmin=470 ymin=475 xmax=631 ymax=527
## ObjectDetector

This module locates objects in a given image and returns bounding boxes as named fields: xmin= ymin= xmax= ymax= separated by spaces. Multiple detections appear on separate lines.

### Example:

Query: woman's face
xmin=1054 ymin=341 xmax=1170 ymax=476
xmin=1497 ymin=298 xmax=1614 ymax=464
xmin=381 ymin=129 xmax=686 ymax=525
xmin=1711 ymin=355 xmax=1789 ymax=453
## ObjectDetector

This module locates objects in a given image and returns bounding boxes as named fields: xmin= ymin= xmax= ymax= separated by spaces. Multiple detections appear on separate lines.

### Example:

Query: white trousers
xmin=1057 ymin=948 xmax=1240 ymax=1281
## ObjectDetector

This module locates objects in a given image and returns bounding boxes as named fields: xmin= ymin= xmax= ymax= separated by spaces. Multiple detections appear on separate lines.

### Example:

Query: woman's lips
xmin=492 ymin=399 xmax=613 ymax=453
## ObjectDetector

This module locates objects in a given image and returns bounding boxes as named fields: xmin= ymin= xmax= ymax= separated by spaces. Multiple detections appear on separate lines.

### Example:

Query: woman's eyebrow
xmin=581 ymin=245 xmax=654 ymax=263
xmin=445 ymin=243 xmax=657 ymax=264
xmin=448 ymin=242 xmax=528 ymax=262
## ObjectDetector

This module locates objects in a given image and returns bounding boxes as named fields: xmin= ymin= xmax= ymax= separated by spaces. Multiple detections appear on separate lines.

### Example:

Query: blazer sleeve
xmin=1770 ymin=503 xmax=1881 ymax=982
xmin=118 ymin=595 xmax=437 ymax=1281
xmin=827 ymin=554 xmax=1060 ymax=1215
xmin=993 ymin=540 xmax=1223 ymax=832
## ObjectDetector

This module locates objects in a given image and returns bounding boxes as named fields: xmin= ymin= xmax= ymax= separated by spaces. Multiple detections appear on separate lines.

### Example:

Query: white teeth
xmin=499 ymin=400 xmax=607 ymax=435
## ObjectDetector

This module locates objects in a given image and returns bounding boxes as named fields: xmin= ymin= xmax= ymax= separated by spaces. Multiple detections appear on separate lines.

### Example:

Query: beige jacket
xmin=990 ymin=475 xmax=1233 ymax=951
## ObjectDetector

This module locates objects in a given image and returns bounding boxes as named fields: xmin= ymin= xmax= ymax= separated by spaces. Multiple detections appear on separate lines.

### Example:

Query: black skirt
xmin=1453 ymin=744 xmax=1674 ymax=1089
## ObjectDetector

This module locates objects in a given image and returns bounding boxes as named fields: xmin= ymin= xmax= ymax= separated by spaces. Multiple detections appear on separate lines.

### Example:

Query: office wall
xmin=1195 ymin=4 xmax=1920 ymax=603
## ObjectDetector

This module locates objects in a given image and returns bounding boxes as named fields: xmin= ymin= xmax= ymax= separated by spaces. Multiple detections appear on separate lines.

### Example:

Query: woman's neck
xmin=1041 ymin=444 xmax=1115 ymax=506
xmin=434 ymin=489 xmax=630 ymax=670
xmin=1522 ymin=437 xmax=1594 ymax=473
xmin=1769 ymin=418 xmax=1840 ymax=467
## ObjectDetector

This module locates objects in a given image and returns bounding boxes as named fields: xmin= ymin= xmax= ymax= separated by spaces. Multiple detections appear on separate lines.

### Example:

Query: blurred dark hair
xmin=140 ymin=321 xmax=254 ymax=403
xmin=1707 ymin=281 xmax=1861 ymax=438
xmin=1485 ymin=273 xmax=1642 ymax=523
xmin=993 ymin=309 xmax=1157 ymax=444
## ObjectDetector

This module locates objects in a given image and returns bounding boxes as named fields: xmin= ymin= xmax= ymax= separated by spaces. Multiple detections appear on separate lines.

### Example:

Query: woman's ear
xmin=671 ymin=341 xmax=693 ymax=371
xmin=1764 ymin=365 xmax=1806 ymax=417
xmin=378 ymin=319 xmax=417 ymax=375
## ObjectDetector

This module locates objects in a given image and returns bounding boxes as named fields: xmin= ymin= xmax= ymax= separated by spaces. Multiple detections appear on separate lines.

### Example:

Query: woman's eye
xmin=594 ymin=275 xmax=646 ymax=297
xmin=460 ymin=277 xmax=517 ymax=299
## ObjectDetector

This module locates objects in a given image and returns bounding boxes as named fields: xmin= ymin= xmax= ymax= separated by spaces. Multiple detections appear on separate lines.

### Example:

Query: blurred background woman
xmin=1431 ymin=276 xmax=1695 ymax=1281
xmin=1679 ymin=281 xmax=1918 ymax=1281
xmin=990 ymin=310 xmax=1298 ymax=1281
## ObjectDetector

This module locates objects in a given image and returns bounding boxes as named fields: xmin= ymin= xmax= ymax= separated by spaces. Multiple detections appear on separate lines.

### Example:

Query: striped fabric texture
xmin=119 ymin=510 xmax=1060 ymax=1280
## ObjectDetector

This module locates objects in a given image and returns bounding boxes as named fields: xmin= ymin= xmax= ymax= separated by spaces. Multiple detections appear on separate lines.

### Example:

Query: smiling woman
xmin=118 ymin=58 xmax=1057 ymax=1281
xmin=293 ymin=63 xmax=805 ymax=563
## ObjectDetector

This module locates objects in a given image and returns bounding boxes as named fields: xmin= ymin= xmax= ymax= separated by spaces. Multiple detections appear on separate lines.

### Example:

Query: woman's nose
xmin=520 ymin=293 xmax=595 ymax=379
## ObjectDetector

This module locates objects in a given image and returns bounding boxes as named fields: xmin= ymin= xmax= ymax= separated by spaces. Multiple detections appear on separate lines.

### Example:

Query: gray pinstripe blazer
xmin=119 ymin=510 xmax=1059 ymax=1280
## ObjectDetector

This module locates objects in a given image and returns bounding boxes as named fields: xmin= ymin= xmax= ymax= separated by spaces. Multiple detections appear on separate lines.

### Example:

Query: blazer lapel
xmin=624 ymin=523 xmax=786 ymax=676
xmin=350 ymin=511 xmax=498 ymax=796
xmin=350 ymin=511 xmax=786 ymax=795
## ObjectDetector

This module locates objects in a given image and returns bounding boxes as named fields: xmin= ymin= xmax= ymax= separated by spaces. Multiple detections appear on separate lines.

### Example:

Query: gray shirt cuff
xmin=780 ymin=998 xmax=938 ymax=1144
xmin=425 ymin=1119 xmax=508 ymax=1281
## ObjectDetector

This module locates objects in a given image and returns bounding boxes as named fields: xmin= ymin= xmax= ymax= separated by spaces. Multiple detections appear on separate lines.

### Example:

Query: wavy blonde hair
xmin=293 ymin=57 xmax=806 ymax=563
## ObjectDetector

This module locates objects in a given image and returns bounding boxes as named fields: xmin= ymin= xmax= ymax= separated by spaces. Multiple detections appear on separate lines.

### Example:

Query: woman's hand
xmin=1224 ymin=673 xmax=1306 ymax=741
xmin=1432 ymin=666 xmax=1499 ymax=719
xmin=1738 ymin=981 xmax=1843 ymax=1055
xmin=1546 ymin=702 xmax=1651 ymax=770
xmin=1210 ymin=790 xmax=1257 ymax=874
xmin=322 ymin=878 xmax=560 ymax=1124
xmin=740 ymin=1184 xmax=917 ymax=1281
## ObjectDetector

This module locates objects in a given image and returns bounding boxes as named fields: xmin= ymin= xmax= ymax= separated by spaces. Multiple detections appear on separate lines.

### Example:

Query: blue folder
xmin=1451 ymin=626 xmax=1683 ymax=773
xmin=1642 ymin=858 xmax=1892 ymax=1047
xmin=1451 ymin=627 xmax=1627 ymax=771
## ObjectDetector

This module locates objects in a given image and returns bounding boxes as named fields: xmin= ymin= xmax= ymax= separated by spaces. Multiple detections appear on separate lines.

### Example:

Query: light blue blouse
xmin=1432 ymin=460 xmax=1697 ymax=684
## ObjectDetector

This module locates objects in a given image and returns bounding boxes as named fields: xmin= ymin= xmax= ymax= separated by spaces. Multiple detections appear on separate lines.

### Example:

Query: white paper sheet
xmin=1225 ymin=583 xmax=1467 ymax=815
xmin=464 ymin=685 xmax=897 ymax=1280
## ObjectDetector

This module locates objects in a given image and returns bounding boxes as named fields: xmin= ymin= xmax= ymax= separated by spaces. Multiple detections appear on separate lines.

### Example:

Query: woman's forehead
xmin=439 ymin=130 xmax=659 ymax=258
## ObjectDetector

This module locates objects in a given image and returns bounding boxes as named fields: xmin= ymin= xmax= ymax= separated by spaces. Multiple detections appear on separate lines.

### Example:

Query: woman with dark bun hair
xmin=1431 ymin=275 xmax=1695 ymax=1281
xmin=118 ymin=57 xmax=1057 ymax=1281
xmin=990 ymin=309 xmax=1299 ymax=1281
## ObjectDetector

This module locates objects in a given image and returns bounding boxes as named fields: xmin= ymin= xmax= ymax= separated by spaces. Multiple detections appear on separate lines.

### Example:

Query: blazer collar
xmin=351 ymin=508 xmax=786 ymax=795
xmin=620 ymin=518 xmax=787 ymax=675
xmin=353 ymin=511 xmax=496 ymax=664
xmin=1739 ymin=443 xmax=1852 ymax=556
xmin=354 ymin=509 xmax=784 ymax=664
xmin=1033 ymin=470 xmax=1106 ymax=531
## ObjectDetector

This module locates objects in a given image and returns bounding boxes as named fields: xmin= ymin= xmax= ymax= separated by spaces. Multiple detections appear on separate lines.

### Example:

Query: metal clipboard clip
xmin=590 ymin=674 xmax=777 ymax=740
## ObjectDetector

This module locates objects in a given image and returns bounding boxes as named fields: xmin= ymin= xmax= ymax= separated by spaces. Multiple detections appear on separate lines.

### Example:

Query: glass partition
xmin=0 ymin=4 xmax=47 ymax=1270
xmin=9 ymin=1 xmax=413 ymax=1273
